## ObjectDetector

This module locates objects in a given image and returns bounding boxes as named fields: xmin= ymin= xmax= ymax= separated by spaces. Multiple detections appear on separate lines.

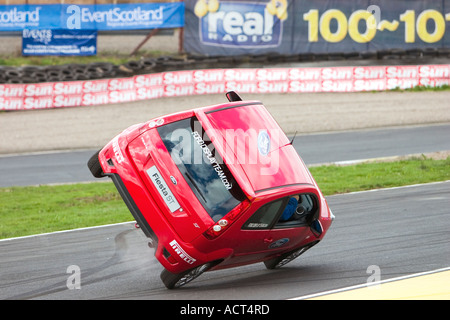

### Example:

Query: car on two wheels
xmin=88 ymin=92 xmax=334 ymax=289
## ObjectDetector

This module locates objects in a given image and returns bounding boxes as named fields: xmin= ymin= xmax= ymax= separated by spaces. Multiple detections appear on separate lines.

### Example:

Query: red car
xmin=88 ymin=91 xmax=334 ymax=289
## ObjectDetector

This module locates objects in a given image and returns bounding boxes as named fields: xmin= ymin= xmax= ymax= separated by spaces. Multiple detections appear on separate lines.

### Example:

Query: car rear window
xmin=157 ymin=117 xmax=247 ymax=222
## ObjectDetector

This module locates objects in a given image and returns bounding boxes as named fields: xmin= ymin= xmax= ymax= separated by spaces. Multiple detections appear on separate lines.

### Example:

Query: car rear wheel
xmin=264 ymin=241 xmax=319 ymax=270
xmin=160 ymin=262 xmax=214 ymax=289
xmin=87 ymin=150 xmax=104 ymax=178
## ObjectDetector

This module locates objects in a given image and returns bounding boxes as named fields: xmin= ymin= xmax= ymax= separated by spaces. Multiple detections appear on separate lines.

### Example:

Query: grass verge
xmin=0 ymin=50 xmax=177 ymax=67
xmin=0 ymin=182 xmax=131 ymax=240
xmin=388 ymin=84 xmax=450 ymax=92
xmin=1 ymin=156 xmax=449 ymax=240
xmin=309 ymin=155 xmax=450 ymax=195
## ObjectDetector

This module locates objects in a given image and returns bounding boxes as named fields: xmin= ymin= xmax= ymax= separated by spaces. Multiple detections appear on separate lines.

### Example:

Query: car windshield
xmin=157 ymin=117 xmax=247 ymax=222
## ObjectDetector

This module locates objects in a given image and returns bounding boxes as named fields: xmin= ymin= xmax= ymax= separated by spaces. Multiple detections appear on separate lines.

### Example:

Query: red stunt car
xmin=88 ymin=92 xmax=334 ymax=289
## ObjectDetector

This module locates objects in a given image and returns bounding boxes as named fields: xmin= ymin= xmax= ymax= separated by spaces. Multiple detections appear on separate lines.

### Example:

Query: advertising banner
xmin=0 ymin=2 xmax=184 ymax=31
xmin=183 ymin=0 xmax=450 ymax=56
xmin=22 ymin=29 xmax=97 ymax=56
xmin=1 ymin=64 xmax=449 ymax=110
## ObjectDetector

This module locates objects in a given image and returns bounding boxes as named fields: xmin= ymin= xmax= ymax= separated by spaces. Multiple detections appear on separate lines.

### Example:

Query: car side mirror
xmin=310 ymin=219 xmax=323 ymax=238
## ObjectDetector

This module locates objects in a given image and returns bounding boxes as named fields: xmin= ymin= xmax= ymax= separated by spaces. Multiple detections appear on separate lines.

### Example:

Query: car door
xmin=230 ymin=197 xmax=288 ymax=264
xmin=264 ymin=193 xmax=320 ymax=250
xmin=233 ymin=194 xmax=318 ymax=262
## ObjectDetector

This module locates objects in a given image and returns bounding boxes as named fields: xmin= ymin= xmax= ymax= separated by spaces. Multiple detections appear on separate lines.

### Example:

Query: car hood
xmin=197 ymin=102 xmax=315 ymax=195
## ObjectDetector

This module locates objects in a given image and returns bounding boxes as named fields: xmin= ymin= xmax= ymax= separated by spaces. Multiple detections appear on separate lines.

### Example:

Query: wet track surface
xmin=1 ymin=181 xmax=449 ymax=300
xmin=1 ymin=115 xmax=449 ymax=300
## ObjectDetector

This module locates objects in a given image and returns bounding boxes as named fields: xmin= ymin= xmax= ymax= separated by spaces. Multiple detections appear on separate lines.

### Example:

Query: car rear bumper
xmin=107 ymin=173 xmax=157 ymax=243
xmin=97 ymin=134 xmax=211 ymax=274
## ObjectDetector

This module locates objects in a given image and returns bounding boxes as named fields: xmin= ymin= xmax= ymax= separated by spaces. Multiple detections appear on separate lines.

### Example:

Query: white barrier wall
xmin=1 ymin=64 xmax=449 ymax=110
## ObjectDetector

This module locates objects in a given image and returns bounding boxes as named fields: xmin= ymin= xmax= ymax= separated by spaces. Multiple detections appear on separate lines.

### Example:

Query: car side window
xmin=274 ymin=194 xmax=318 ymax=228
xmin=242 ymin=194 xmax=319 ymax=230
xmin=242 ymin=198 xmax=287 ymax=230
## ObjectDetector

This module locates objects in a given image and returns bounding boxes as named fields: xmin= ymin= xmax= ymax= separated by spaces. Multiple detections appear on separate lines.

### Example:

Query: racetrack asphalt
xmin=1 ymin=123 xmax=450 ymax=187
xmin=1 ymin=91 xmax=450 ymax=155
xmin=1 ymin=180 xmax=449 ymax=300
xmin=1 ymin=90 xmax=449 ymax=301
xmin=1 ymin=90 xmax=449 ymax=187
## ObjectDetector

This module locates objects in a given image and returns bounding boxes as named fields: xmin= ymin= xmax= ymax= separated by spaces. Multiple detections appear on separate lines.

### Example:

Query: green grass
xmin=0 ymin=182 xmax=131 ymax=239
xmin=309 ymin=155 xmax=450 ymax=195
xmin=0 ymin=54 xmax=126 ymax=68
xmin=1 ymin=156 xmax=449 ymax=239
xmin=388 ymin=84 xmax=450 ymax=92
xmin=0 ymin=50 xmax=177 ymax=67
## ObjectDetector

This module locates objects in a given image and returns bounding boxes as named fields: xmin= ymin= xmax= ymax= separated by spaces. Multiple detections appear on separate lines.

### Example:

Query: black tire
xmin=160 ymin=262 xmax=214 ymax=289
xmin=21 ymin=77 xmax=36 ymax=84
xmin=75 ymin=73 xmax=90 ymax=81
xmin=124 ymin=60 xmax=143 ymax=72
xmin=141 ymin=58 xmax=157 ymax=70
xmin=45 ymin=67 xmax=62 ymax=78
xmin=30 ymin=70 xmax=48 ymax=82
xmin=67 ymin=64 xmax=88 ymax=78
xmin=264 ymin=241 xmax=319 ymax=270
xmin=5 ymin=70 xmax=23 ymax=83
xmin=6 ymin=77 xmax=22 ymax=84
xmin=89 ymin=62 xmax=116 ymax=78
xmin=360 ymin=51 xmax=377 ymax=59
xmin=84 ymin=65 xmax=103 ymax=80
xmin=87 ymin=150 xmax=104 ymax=178
xmin=422 ymin=48 xmax=438 ymax=57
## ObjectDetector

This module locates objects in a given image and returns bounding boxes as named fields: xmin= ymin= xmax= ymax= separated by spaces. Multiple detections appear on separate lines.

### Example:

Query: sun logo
xmin=194 ymin=0 xmax=220 ymax=18
xmin=265 ymin=0 xmax=288 ymax=21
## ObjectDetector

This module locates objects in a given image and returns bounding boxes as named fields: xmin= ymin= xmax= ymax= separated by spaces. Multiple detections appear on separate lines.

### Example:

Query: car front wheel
xmin=160 ymin=263 xmax=213 ymax=289
xmin=87 ymin=149 xmax=104 ymax=178
xmin=264 ymin=241 xmax=319 ymax=270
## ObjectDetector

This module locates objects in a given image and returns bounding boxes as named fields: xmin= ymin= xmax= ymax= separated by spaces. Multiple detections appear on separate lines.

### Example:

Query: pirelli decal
xmin=169 ymin=240 xmax=196 ymax=264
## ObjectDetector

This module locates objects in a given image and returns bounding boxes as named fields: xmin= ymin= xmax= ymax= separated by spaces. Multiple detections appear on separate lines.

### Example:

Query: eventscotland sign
xmin=22 ymin=29 xmax=97 ymax=56
xmin=0 ymin=2 xmax=185 ymax=31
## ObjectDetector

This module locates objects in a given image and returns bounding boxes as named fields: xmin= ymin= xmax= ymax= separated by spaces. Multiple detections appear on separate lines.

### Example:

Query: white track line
xmin=326 ymin=179 xmax=450 ymax=197
xmin=288 ymin=266 xmax=450 ymax=300
xmin=0 ymin=221 xmax=134 ymax=243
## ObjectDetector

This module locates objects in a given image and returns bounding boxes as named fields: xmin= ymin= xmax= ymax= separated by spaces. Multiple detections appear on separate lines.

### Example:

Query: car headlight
xmin=329 ymin=208 xmax=335 ymax=221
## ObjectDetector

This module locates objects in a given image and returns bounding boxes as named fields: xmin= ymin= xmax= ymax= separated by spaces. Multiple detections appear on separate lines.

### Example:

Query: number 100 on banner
xmin=303 ymin=7 xmax=449 ymax=44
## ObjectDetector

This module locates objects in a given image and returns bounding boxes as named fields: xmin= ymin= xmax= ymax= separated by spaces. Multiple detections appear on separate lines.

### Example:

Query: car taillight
xmin=203 ymin=200 xmax=251 ymax=240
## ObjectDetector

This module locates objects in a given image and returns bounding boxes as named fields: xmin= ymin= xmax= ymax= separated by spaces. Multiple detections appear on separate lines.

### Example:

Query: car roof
xmin=195 ymin=101 xmax=315 ymax=197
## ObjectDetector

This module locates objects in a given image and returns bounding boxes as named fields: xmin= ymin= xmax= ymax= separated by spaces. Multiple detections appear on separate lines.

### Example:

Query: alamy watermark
xmin=167 ymin=122 xmax=284 ymax=176
xmin=366 ymin=265 xmax=381 ymax=288
xmin=367 ymin=5 xmax=382 ymax=30
xmin=66 ymin=265 xmax=81 ymax=290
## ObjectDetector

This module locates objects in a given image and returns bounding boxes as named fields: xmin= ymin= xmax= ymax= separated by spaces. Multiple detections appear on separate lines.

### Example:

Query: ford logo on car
xmin=258 ymin=130 xmax=271 ymax=156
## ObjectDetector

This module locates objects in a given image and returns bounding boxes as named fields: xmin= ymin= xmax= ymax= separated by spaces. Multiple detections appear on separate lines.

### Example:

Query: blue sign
xmin=0 ymin=2 xmax=184 ymax=31
xmin=0 ymin=5 xmax=58 ymax=30
xmin=22 ymin=29 xmax=97 ymax=56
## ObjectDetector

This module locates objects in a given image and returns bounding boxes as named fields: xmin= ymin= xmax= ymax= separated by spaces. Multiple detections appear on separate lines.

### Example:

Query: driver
xmin=279 ymin=195 xmax=300 ymax=221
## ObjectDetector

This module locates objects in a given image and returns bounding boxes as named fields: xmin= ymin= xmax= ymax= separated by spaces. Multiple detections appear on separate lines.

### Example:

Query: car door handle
xmin=264 ymin=237 xmax=273 ymax=244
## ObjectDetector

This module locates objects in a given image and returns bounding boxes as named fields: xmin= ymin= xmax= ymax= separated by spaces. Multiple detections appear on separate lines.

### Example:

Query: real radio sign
xmin=184 ymin=0 xmax=450 ymax=57
xmin=196 ymin=0 xmax=284 ymax=48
